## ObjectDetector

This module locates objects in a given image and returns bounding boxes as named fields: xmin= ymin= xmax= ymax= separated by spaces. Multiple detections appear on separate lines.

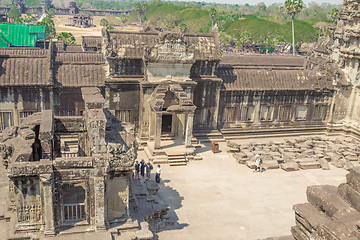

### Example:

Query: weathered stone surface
xmin=262 ymin=160 xmax=279 ymax=169
xmin=346 ymin=166 xmax=360 ymax=193
xmin=298 ymin=161 xmax=321 ymax=170
xmin=344 ymin=161 xmax=354 ymax=171
xmin=281 ymin=162 xmax=299 ymax=172
xmin=318 ymin=158 xmax=330 ymax=170
xmin=306 ymin=185 xmax=350 ymax=217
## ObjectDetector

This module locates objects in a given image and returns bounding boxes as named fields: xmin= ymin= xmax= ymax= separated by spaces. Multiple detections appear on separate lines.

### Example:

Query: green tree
xmin=57 ymin=32 xmax=76 ymax=44
xmin=330 ymin=8 xmax=339 ymax=22
xmin=119 ymin=14 xmax=127 ymax=26
xmin=37 ymin=17 xmax=56 ymax=38
xmin=284 ymin=0 xmax=304 ymax=56
xmin=179 ymin=23 xmax=187 ymax=33
xmin=46 ymin=8 xmax=55 ymax=18
xmin=24 ymin=13 xmax=36 ymax=23
xmin=209 ymin=8 xmax=216 ymax=29
xmin=106 ymin=24 xmax=115 ymax=30
xmin=236 ymin=31 xmax=252 ymax=48
xmin=134 ymin=3 xmax=148 ymax=29
xmin=8 ymin=5 xmax=21 ymax=23
xmin=100 ymin=18 xmax=109 ymax=27
xmin=14 ymin=17 xmax=24 ymax=24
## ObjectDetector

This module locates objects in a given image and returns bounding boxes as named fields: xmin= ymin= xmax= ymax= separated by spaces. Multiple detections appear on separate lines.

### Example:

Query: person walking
xmin=140 ymin=159 xmax=146 ymax=178
xmin=134 ymin=160 xmax=140 ymax=179
xmin=255 ymin=154 xmax=263 ymax=172
xmin=145 ymin=161 xmax=153 ymax=180
xmin=155 ymin=165 xmax=162 ymax=183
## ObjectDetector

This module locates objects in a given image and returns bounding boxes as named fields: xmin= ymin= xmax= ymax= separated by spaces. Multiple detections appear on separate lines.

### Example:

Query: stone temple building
xmin=0 ymin=87 xmax=138 ymax=236
xmin=1 ymin=0 xmax=360 ymax=238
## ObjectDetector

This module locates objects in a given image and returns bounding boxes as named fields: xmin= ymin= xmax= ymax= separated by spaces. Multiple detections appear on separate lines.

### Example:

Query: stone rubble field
xmin=230 ymin=136 xmax=360 ymax=172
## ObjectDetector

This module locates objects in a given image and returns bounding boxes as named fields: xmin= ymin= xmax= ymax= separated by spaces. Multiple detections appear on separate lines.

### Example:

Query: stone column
xmin=40 ymin=173 xmax=55 ymax=236
xmin=185 ymin=113 xmax=194 ymax=147
xmin=154 ymin=113 xmax=162 ymax=149
xmin=212 ymin=81 xmax=222 ymax=129
xmin=94 ymin=177 xmax=106 ymax=231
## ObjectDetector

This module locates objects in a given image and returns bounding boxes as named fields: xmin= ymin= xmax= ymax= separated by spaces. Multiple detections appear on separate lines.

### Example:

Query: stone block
xmin=298 ymin=161 xmax=321 ymax=170
xmin=306 ymin=185 xmax=351 ymax=217
xmin=262 ymin=160 xmax=279 ymax=169
xmin=227 ymin=140 xmax=240 ymax=149
xmin=233 ymin=153 xmax=248 ymax=164
xmin=338 ymin=183 xmax=360 ymax=212
xmin=281 ymin=162 xmax=299 ymax=171
xmin=344 ymin=161 xmax=354 ymax=171
xmin=293 ymin=203 xmax=331 ymax=233
xmin=228 ymin=147 xmax=240 ymax=153
xmin=346 ymin=167 xmax=360 ymax=193
xmin=332 ymin=158 xmax=346 ymax=168
xmin=318 ymin=158 xmax=330 ymax=170
xmin=246 ymin=160 xmax=256 ymax=169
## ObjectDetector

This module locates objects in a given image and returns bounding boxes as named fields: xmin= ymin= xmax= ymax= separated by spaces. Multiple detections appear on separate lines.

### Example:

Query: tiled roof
xmin=81 ymin=36 xmax=102 ymax=49
xmin=220 ymin=55 xmax=305 ymax=68
xmin=54 ymin=52 xmax=104 ymax=62
xmin=0 ymin=48 xmax=50 ymax=86
xmin=54 ymin=63 xmax=105 ymax=87
xmin=217 ymin=68 xmax=333 ymax=91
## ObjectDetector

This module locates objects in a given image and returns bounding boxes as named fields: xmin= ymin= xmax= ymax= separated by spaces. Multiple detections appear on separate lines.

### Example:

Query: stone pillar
xmin=105 ymin=85 xmax=110 ymax=108
xmin=155 ymin=113 xmax=162 ymax=149
xmin=40 ymin=173 xmax=55 ymax=236
xmin=185 ymin=113 xmax=194 ymax=147
xmin=94 ymin=177 xmax=106 ymax=231
xmin=40 ymin=88 xmax=44 ymax=111
xmin=49 ymin=89 xmax=54 ymax=111
xmin=212 ymin=81 xmax=221 ymax=129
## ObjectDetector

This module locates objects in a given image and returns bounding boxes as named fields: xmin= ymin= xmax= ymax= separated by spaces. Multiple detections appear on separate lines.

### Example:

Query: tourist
xmin=145 ymin=161 xmax=153 ymax=180
xmin=140 ymin=159 xmax=145 ymax=178
xmin=155 ymin=165 xmax=162 ymax=183
xmin=255 ymin=154 xmax=263 ymax=172
xmin=134 ymin=160 xmax=140 ymax=179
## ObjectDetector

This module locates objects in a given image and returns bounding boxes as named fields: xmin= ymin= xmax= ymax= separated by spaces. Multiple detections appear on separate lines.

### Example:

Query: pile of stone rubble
xmin=230 ymin=136 xmax=360 ymax=171
xmin=291 ymin=166 xmax=360 ymax=239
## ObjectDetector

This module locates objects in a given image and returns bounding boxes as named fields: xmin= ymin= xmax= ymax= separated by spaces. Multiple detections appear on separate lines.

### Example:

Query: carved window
xmin=0 ymin=111 xmax=13 ymax=131
xmin=115 ymin=110 xmax=131 ymax=122
xmin=295 ymin=106 xmax=308 ymax=120
xmin=225 ymin=107 xmax=236 ymax=123
xmin=260 ymin=105 xmax=274 ymax=121
xmin=62 ymin=182 xmax=86 ymax=223
xmin=313 ymin=105 xmax=328 ymax=121
xmin=241 ymin=106 xmax=255 ymax=122
xmin=278 ymin=106 xmax=292 ymax=121
xmin=19 ymin=111 xmax=34 ymax=119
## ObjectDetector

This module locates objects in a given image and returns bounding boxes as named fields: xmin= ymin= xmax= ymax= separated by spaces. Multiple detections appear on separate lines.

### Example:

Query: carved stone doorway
xmin=161 ymin=114 xmax=172 ymax=134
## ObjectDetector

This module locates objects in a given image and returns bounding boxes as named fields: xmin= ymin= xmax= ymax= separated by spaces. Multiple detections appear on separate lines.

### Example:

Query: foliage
xmin=179 ymin=23 xmax=187 ymax=33
xmin=134 ymin=2 xmax=148 ymax=27
xmin=330 ymin=8 xmax=339 ymax=22
xmin=79 ymin=10 xmax=91 ymax=15
xmin=119 ymin=14 xmax=127 ymax=25
xmin=236 ymin=31 xmax=252 ymax=49
xmin=100 ymin=18 xmax=109 ymax=27
xmin=106 ymin=24 xmax=115 ymax=30
xmin=36 ymin=17 xmax=56 ymax=38
xmin=284 ymin=0 xmax=304 ymax=16
xmin=8 ymin=5 xmax=21 ymax=20
xmin=46 ymin=8 xmax=55 ymax=18
xmin=209 ymin=8 xmax=216 ymax=28
xmin=57 ymin=32 xmax=76 ymax=45
xmin=14 ymin=17 xmax=24 ymax=24
xmin=24 ymin=14 xmax=36 ymax=23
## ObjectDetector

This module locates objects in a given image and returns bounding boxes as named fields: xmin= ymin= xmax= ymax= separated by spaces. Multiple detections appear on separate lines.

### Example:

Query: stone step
xmin=166 ymin=152 xmax=185 ymax=157
xmin=153 ymin=156 xmax=168 ymax=164
xmin=168 ymin=159 xmax=186 ymax=163
xmin=169 ymin=162 xmax=187 ymax=166
xmin=293 ymin=203 xmax=331 ymax=234
xmin=298 ymin=161 xmax=321 ymax=170
xmin=306 ymin=185 xmax=352 ymax=217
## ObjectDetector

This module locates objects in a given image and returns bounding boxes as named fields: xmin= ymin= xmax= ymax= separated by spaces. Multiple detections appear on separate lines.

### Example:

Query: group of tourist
xmin=134 ymin=160 xmax=162 ymax=183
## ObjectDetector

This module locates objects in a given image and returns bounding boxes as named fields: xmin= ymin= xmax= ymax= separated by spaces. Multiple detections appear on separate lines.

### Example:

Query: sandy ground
xmin=154 ymin=141 xmax=348 ymax=240
xmin=52 ymin=15 xmax=140 ymax=44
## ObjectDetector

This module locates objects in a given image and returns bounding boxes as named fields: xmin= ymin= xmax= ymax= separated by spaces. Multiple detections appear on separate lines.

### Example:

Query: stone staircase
xmin=192 ymin=129 xmax=225 ymax=144
xmin=290 ymin=166 xmax=360 ymax=240
xmin=167 ymin=152 xmax=187 ymax=166
xmin=160 ymin=133 xmax=175 ymax=141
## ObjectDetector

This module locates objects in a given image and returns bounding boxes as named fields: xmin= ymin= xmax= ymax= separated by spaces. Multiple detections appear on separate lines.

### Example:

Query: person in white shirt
xmin=155 ymin=165 xmax=162 ymax=183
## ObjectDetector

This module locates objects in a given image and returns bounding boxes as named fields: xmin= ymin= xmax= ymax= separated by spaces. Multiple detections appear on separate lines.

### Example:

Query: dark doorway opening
xmin=162 ymin=114 xmax=172 ymax=133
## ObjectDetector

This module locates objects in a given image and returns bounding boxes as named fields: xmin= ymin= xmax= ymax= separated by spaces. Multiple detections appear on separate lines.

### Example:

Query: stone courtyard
xmin=139 ymin=138 xmax=351 ymax=240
